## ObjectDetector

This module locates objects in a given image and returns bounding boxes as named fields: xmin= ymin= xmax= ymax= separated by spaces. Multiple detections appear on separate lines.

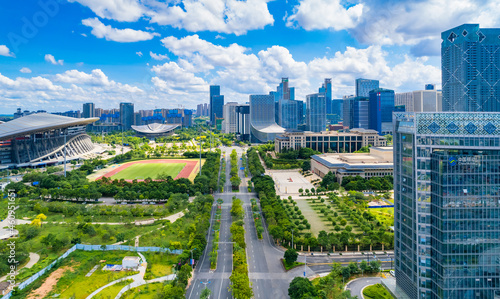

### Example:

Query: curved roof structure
xmin=0 ymin=113 xmax=98 ymax=141
xmin=131 ymin=123 xmax=180 ymax=134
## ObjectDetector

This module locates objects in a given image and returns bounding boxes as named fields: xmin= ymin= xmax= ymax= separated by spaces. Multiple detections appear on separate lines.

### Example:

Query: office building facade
xmin=222 ymin=102 xmax=238 ymax=133
xmin=394 ymin=112 xmax=500 ymax=299
xmin=119 ymin=102 xmax=134 ymax=130
xmin=249 ymin=94 xmax=285 ymax=143
xmin=276 ymin=78 xmax=300 ymax=130
xmin=319 ymin=78 xmax=332 ymax=114
xmin=235 ymin=104 xmax=250 ymax=141
xmin=442 ymin=24 xmax=500 ymax=112
xmin=275 ymin=128 xmax=387 ymax=153
xmin=306 ymin=93 xmax=326 ymax=132
xmin=369 ymin=88 xmax=395 ymax=135
xmin=210 ymin=85 xmax=224 ymax=124
xmin=82 ymin=103 xmax=95 ymax=118
xmin=356 ymin=78 xmax=379 ymax=97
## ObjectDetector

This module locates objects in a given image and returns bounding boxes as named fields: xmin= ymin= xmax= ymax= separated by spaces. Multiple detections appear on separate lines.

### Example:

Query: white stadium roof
xmin=131 ymin=123 xmax=180 ymax=134
xmin=0 ymin=113 xmax=98 ymax=141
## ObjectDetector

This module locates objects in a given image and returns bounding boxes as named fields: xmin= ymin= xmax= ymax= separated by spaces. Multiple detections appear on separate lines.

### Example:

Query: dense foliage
xmin=8 ymin=152 xmax=221 ymax=202
xmin=341 ymin=175 xmax=393 ymax=191
xmin=229 ymin=198 xmax=253 ymax=299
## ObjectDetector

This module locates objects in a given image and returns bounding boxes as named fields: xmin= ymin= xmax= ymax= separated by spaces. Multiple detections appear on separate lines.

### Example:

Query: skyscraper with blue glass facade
xmin=343 ymin=96 xmax=369 ymax=129
xmin=209 ymin=85 xmax=223 ymax=124
xmin=356 ymin=78 xmax=379 ymax=98
xmin=306 ymin=93 xmax=326 ymax=132
xmin=369 ymin=88 xmax=395 ymax=135
xmin=394 ymin=112 xmax=500 ymax=299
xmin=442 ymin=24 xmax=500 ymax=112
xmin=276 ymin=78 xmax=300 ymax=130
xmin=319 ymin=78 xmax=332 ymax=114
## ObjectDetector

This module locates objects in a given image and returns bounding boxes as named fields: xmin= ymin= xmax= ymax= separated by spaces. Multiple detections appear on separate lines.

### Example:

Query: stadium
xmin=131 ymin=123 xmax=180 ymax=138
xmin=0 ymin=113 xmax=99 ymax=168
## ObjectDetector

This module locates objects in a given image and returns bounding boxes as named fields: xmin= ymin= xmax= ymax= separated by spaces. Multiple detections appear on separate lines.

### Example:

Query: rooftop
xmin=131 ymin=123 xmax=180 ymax=134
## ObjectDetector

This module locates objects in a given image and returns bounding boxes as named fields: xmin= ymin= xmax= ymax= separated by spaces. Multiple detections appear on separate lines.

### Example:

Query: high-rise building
xmin=319 ymin=78 xmax=332 ymax=114
xmin=396 ymin=88 xmax=443 ymax=113
xmin=82 ymin=103 xmax=95 ymax=118
xmin=209 ymin=85 xmax=224 ymax=124
xmin=297 ymin=100 xmax=304 ymax=125
xmin=276 ymin=78 xmax=299 ymax=130
xmin=442 ymin=24 xmax=500 ymax=111
xmin=203 ymin=103 xmax=209 ymax=116
xmin=394 ymin=112 xmax=500 ymax=299
xmin=369 ymin=88 xmax=395 ymax=135
xmin=235 ymin=104 xmax=250 ymax=141
xmin=356 ymin=78 xmax=379 ymax=97
xmin=329 ymin=99 xmax=343 ymax=124
xmin=306 ymin=93 xmax=326 ymax=132
xmin=119 ymin=102 xmax=134 ymax=130
xmin=222 ymin=102 xmax=238 ymax=133
xmin=249 ymin=94 xmax=285 ymax=143
xmin=343 ymin=96 xmax=369 ymax=129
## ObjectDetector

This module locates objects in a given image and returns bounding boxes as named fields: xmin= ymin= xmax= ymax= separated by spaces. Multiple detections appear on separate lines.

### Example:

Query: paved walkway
xmin=0 ymin=252 xmax=40 ymax=282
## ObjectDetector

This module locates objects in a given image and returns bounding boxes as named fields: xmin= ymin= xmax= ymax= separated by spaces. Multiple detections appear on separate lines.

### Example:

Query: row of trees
xmin=250 ymin=199 xmax=264 ymax=239
xmin=9 ymin=152 xmax=222 ymax=202
xmin=229 ymin=198 xmax=253 ymax=299
xmin=159 ymin=194 xmax=214 ymax=298
xmin=341 ymin=175 xmax=393 ymax=191
xmin=247 ymin=146 xmax=394 ymax=250
xmin=229 ymin=150 xmax=241 ymax=189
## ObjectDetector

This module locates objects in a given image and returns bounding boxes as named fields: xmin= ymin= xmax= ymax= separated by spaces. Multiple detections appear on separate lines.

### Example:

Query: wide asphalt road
xmin=186 ymin=150 xmax=234 ymax=299
xmin=188 ymin=146 xmax=395 ymax=298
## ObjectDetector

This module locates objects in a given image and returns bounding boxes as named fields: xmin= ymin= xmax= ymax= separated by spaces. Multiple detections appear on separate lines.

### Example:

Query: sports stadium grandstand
xmin=0 ymin=113 xmax=99 ymax=168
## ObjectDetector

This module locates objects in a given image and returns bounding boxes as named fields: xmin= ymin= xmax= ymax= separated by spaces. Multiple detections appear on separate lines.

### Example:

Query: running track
xmin=96 ymin=159 xmax=198 ymax=181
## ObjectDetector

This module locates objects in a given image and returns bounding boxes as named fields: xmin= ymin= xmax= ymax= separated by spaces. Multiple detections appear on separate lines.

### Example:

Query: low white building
xmin=122 ymin=256 xmax=140 ymax=269
xmin=311 ymin=146 xmax=393 ymax=183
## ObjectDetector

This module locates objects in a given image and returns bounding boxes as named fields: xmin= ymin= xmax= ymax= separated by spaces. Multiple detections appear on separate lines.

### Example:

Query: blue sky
xmin=0 ymin=0 xmax=497 ymax=113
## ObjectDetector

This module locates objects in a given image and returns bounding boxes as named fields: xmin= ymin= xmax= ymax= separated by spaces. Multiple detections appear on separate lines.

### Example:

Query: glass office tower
xmin=306 ymin=93 xmax=326 ymax=132
xmin=394 ymin=112 xmax=500 ymax=299
xmin=209 ymin=85 xmax=223 ymax=124
xmin=442 ymin=24 xmax=500 ymax=112
xmin=369 ymin=88 xmax=395 ymax=135
xmin=356 ymin=78 xmax=379 ymax=97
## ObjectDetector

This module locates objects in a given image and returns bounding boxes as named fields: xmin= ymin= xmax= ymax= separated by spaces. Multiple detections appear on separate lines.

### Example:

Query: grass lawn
xmin=294 ymin=198 xmax=332 ymax=236
xmin=143 ymin=252 xmax=177 ymax=279
xmin=370 ymin=208 xmax=394 ymax=226
xmin=110 ymin=162 xmax=186 ymax=180
xmin=121 ymin=282 xmax=165 ymax=298
xmin=281 ymin=259 xmax=305 ymax=271
xmin=363 ymin=283 xmax=394 ymax=299
xmin=93 ymin=279 xmax=133 ymax=299
xmin=21 ymin=251 xmax=139 ymax=299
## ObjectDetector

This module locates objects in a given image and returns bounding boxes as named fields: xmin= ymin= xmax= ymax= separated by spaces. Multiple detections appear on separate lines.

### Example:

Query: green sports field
xmin=110 ymin=163 xmax=186 ymax=180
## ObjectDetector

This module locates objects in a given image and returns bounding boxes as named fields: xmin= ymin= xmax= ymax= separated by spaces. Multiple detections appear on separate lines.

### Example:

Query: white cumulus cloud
xmin=286 ymin=0 xmax=363 ymax=30
xmin=68 ymin=0 xmax=145 ymax=22
xmin=20 ymin=67 xmax=32 ymax=74
xmin=45 ymin=54 xmax=64 ymax=65
xmin=70 ymin=0 xmax=274 ymax=36
xmin=82 ymin=18 xmax=160 ymax=42
xmin=150 ymin=52 xmax=169 ymax=60
xmin=0 ymin=45 xmax=15 ymax=58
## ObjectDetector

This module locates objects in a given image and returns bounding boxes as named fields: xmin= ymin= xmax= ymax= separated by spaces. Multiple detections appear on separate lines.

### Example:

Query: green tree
xmin=284 ymin=249 xmax=298 ymax=265
xmin=200 ymin=287 xmax=212 ymax=299
xmin=288 ymin=277 xmax=317 ymax=299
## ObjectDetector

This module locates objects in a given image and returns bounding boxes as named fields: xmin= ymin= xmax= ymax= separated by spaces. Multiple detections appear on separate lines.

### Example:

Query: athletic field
xmin=93 ymin=159 xmax=203 ymax=182
xmin=110 ymin=162 xmax=186 ymax=180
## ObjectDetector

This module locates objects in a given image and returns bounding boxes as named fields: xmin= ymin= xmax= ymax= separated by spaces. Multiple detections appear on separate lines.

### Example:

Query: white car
xmin=390 ymin=270 xmax=395 ymax=276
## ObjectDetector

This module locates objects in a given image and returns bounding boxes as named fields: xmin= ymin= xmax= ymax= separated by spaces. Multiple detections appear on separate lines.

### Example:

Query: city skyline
xmin=2 ymin=1 xmax=498 ymax=113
